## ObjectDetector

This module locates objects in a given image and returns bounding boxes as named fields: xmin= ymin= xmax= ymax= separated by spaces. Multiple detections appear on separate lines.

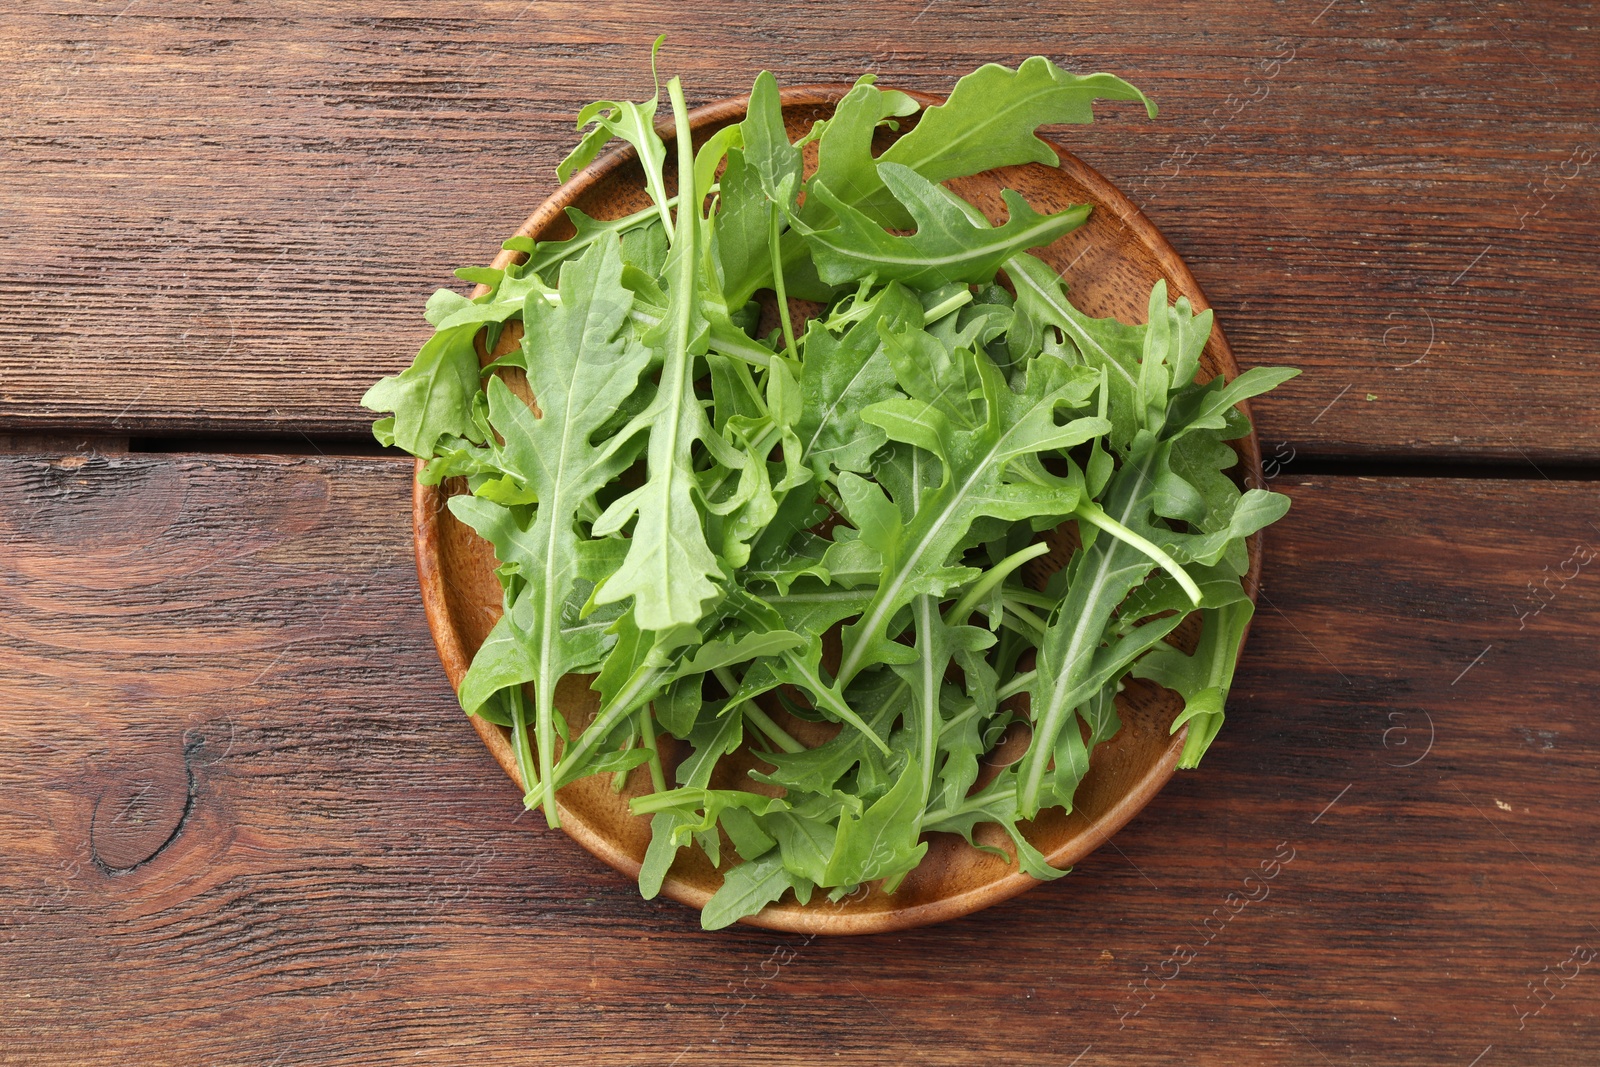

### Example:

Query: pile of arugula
xmin=364 ymin=48 xmax=1298 ymax=930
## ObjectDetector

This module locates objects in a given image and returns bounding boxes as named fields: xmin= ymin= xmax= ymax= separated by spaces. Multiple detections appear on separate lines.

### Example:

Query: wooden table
xmin=3 ymin=3 xmax=1596 ymax=1063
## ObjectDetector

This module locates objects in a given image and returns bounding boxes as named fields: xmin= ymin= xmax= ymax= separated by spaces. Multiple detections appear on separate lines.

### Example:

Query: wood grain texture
xmin=2 ymin=1 xmax=1597 ymax=459
xmin=3 ymin=450 xmax=1597 ymax=1064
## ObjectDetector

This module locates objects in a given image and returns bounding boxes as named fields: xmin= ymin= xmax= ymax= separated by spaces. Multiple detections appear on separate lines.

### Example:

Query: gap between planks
xmin=4 ymin=433 xmax=1600 ymax=483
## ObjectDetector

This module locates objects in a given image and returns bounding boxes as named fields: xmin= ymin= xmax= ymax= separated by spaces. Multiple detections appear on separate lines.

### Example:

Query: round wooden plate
xmin=413 ymin=85 xmax=1264 ymax=934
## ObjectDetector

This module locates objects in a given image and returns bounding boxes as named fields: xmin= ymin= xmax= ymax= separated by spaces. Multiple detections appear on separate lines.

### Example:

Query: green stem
xmin=768 ymin=201 xmax=799 ymax=356
xmin=630 ymin=791 xmax=705 ymax=816
xmin=713 ymin=666 xmax=804 ymax=754
xmin=742 ymin=703 xmax=805 ymax=754
xmin=666 ymin=75 xmax=697 ymax=258
xmin=1075 ymin=500 xmax=1203 ymax=606
xmin=999 ymin=587 xmax=1058 ymax=610
xmin=506 ymin=685 xmax=542 ymax=810
xmin=925 ymin=782 xmax=1018 ymax=827
xmin=912 ymin=596 xmax=940 ymax=808
xmin=638 ymin=706 xmax=667 ymax=793
xmin=997 ymin=669 xmax=1036 ymax=703
xmin=1002 ymin=600 xmax=1050 ymax=635
xmin=524 ymin=189 xmax=719 ymax=275
xmin=708 ymin=318 xmax=774 ymax=368
xmin=937 ymin=699 xmax=983 ymax=741
xmin=535 ymin=675 xmax=560 ymax=828
xmin=944 ymin=541 xmax=1051 ymax=625
xmin=610 ymin=721 xmax=640 ymax=794
xmin=923 ymin=288 xmax=973 ymax=323
xmin=555 ymin=661 xmax=667 ymax=786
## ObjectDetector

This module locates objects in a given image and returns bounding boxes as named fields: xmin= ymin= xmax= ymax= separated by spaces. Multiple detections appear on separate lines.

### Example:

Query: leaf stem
xmin=1074 ymin=501 xmax=1203 ymax=606
xmin=936 ymin=698 xmax=983 ymax=741
xmin=924 ymin=782 xmax=1019 ymax=827
xmin=523 ymin=190 xmax=717 ymax=276
xmin=944 ymin=541 xmax=1051 ymax=625
xmin=997 ymin=669 xmax=1036 ymax=703
xmin=713 ymin=665 xmax=805 ymax=754
xmin=506 ymin=685 xmax=543 ymax=811
xmin=556 ymin=661 xmax=668 ymax=786
xmin=912 ymin=596 xmax=940 ymax=808
xmin=1002 ymin=600 xmax=1050 ymax=635
xmin=998 ymin=587 xmax=1057 ymax=610
xmin=743 ymin=704 xmax=806 ymax=754
xmin=923 ymin=288 xmax=973 ymax=323
xmin=535 ymin=675 xmax=561 ymax=828
xmin=768 ymin=201 xmax=799 ymax=356
xmin=638 ymin=705 xmax=667 ymax=792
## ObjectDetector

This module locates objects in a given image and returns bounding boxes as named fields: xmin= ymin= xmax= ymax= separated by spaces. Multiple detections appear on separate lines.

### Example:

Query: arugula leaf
xmin=741 ymin=70 xmax=803 ymax=208
xmin=701 ymin=851 xmax=801 ymax=931
xmin=713 ymin=148 xmax=770 ymax=297
xmin=364 ymin=257 xmax=578 ymax=457
xmin=593 ymin=78 xmax=730 ymax=631
xmin=879 ymin=57 xmax=1155 ymax=181
xmin=824 ymin=754 xmax=929 ymax=889
xmin=446 ymin=234 xmax=649 ymax=824
xmin=924 ymin=765 xmax=1071 ymax=882
xmin=795 ymin=282 xmax=924 ymax=479
xmin=799 ymin=164 xmax=1090 ymax=290
xmin=638 ymin=710 xmax=747 ymax=899
xmin=361 ymin=323 xmax=484 ymax=456
xmin=508 ymin=205 xmax=665 ymax=281
xmin=754 ymin=698 xmax=897 ymax=796
xmin=556 ymin=36 xmax=672 ymax=228
xmin=835 ymin=345 xmax=1106 ymax=689
xmin=798 ymin=74 xmax=923 ymax=230
xmin=1134 ymin=599 xmax=1256 ymax=768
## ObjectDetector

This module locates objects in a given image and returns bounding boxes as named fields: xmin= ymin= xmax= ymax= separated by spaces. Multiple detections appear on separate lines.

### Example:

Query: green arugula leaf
xmin=741 ymin=70 xmax=802 ymax=208
xmin=1134 ymin=599 xmax=1256 ymax=768
xmin=1016 ymin=445 xmax=1173 ymax=818
xmin=879 ymin=56 xmax=1155 ymax=182
xmin=701 ymin=850 xmax=800 ymax=931
xmin=593 ymin=78 xmax=730 ymax=631
xmin=446 ymin=234 xmax=649 ymax=824
xmin=361 ymin=323 xmax=485 ymax=457
xmin=638 ymin=710 xmax=746 ymax=899
xmin=556 ymin=36 xmax=672 ymax=228
xmin=835 ymin=346 xmax=1105 ymax=690
xmin=509 ymin=205 xmax=666 ymax=281
xmin=712 ymin=147 xmax=770 ymax=297
xmin=824 ymin=754 xmax=929 ymax=889
xmin=800 ymin=74 xmax=922 ymax=229
xmin=795 ymin=282 xmax=924 ymax=479
xmin=924 ymin=765 xmax=1071 ymax=882
xmin=799 ymin=164 xmax=1090 ymax=290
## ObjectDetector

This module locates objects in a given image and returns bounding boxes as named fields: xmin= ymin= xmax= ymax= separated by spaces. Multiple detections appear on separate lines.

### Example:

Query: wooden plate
xmin=413 ymin=85 xmax=1264 ymax=934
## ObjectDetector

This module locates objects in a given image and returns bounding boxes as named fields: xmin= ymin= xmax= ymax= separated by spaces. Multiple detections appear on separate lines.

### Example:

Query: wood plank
xmin=1 ymin=2 xmax=1597 ymax=459
xmin=2 ymin=451 xmax=1597 ymax=1063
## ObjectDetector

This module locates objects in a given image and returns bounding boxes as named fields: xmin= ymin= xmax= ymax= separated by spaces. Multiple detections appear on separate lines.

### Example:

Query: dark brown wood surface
xmin=3 ymin=1 xmax=1599 ymax=460
xmin=3 ymin=452 xmax=1597 ymax=1064
xmin=4 ymin=4 xmax=1599 ymax=1063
